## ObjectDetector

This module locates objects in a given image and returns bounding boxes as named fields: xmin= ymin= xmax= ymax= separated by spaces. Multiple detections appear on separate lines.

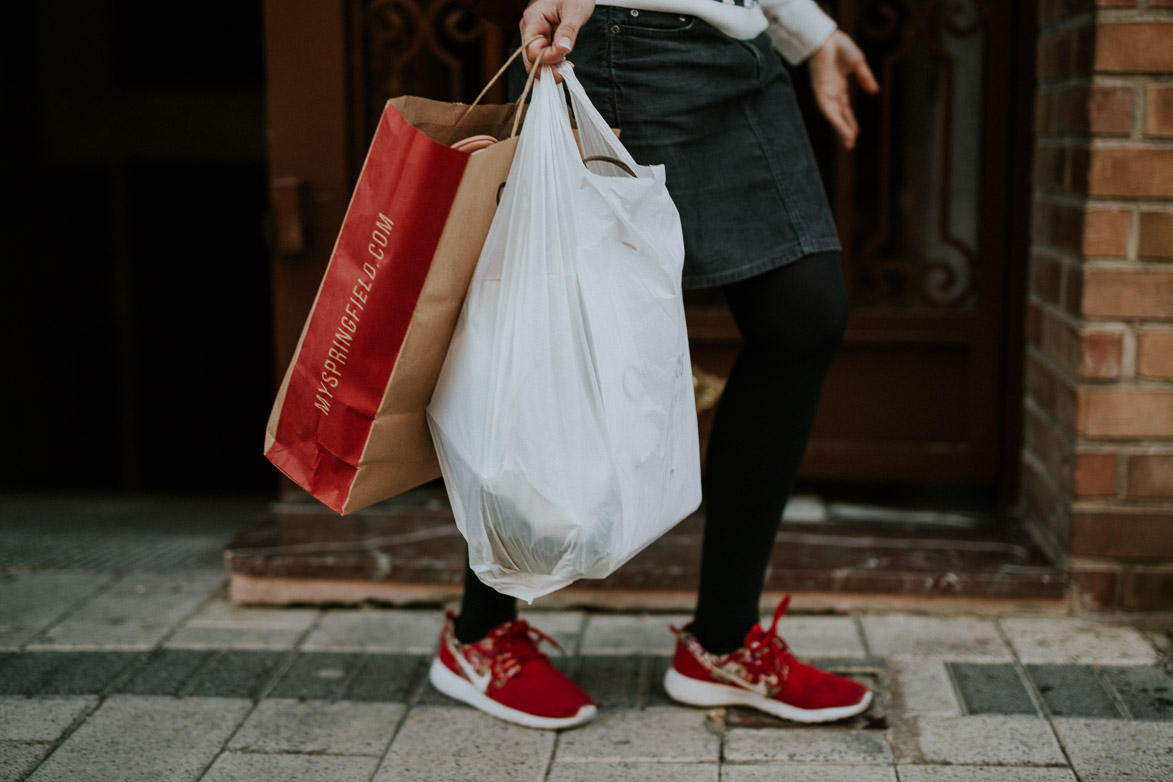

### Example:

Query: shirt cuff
xmin=762 ymin=1 xmax=837 ymax=65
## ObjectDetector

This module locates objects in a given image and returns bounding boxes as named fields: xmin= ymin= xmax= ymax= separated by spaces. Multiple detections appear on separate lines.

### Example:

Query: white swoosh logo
xmin=710 ymin=666 xmax=771 ymax=697
xmin=451 ymin=644 xmax=492 ymax=692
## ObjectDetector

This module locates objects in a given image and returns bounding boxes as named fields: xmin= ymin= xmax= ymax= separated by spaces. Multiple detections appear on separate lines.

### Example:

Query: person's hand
xmin=809 ymin=30 xmax=879 ymax=150
xmin=521 ymin=0 xmax=596 ymax=75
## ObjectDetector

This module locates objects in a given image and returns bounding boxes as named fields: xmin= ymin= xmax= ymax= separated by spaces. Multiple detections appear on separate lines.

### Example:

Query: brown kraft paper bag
xmin=265 ymin=95 xmax=524 ymax=514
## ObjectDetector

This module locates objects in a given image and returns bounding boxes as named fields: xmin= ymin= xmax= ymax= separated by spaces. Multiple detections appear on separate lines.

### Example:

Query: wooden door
xmin=692 ymin=0 xmax=1033 ymax=497
xmin=264 ymin=0 xmax=1033 ymax=498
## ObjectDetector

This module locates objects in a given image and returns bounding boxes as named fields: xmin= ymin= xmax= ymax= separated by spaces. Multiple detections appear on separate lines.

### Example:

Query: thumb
xmin=546 ymin=24 xmax=579 ymax=59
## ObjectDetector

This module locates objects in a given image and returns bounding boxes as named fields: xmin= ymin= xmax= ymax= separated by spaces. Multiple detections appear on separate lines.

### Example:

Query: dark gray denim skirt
xmin=511 ymin=5 xmax=840 ymax=289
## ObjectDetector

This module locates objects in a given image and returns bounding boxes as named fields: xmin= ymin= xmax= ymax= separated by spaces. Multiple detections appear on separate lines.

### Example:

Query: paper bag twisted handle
xmin=452 ymin=36 xmax=546 ymax=142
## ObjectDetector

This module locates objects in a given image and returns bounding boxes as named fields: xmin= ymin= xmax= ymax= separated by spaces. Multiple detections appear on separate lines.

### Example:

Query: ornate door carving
xmin=265 ymin=0 xmax=1032 ymax=495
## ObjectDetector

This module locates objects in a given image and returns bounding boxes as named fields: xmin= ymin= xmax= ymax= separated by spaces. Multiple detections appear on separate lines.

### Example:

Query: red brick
xmin=1027 ymin=354 xmax=1080 ymax=428
xmin=1146 ymin=85 xmax=1173 ymax=138
xmin=1126 ymin=454 xmax=1173 ymax=499
xmin=1039 ymin=0 xmax=1096 ymax=25
xmin=1082 ymin=269 xmax=1173 ymax=319
xmin=1138 ymin=211 xmax=1173 ymax=259
xmin=1071 ymin=509 xmax=1173 ymax=558
xmin=1082 ymin=209 xmax=1129 ymax=256
xmin=1069 ymin=567 xmax=1121 ymax=610
xmin=1095 ymin=22 xmax=1173 ymax=73
xmin=1088 ymin=85 xmax=1134 ymax=135
xmin=1088 ymin=148 xmax=1173 ymax=198
xmin=1037 ymin=306 xmax=1082 ymax=372
xmin=1064 ymin=264 xmax=1085 ymax=316
xmin=1138 ymin=331 xmax=1173 ymax=379
xmin=1038 ymin=24 xmax=1096 ymax=82
xmin=1120 ymin=569 xmax=1173 ymax=611
xmin=1032 ymin=199 xmax=1085 ymax=252
xmin=1078 ymin=388 xmax=1173 ymax=437
xmin=1074 ymin=451 xmax=1118 ymax=496
xmin=1079 ymin=331 xmax=1124 ymax=378
xmin=1023 ymin=458 xmax=1069 ymax=542
xmin=1026 ymin=406 xmax=1074 ymax=488
xmin=1032 ymin=253 xmax=1065 ymax=305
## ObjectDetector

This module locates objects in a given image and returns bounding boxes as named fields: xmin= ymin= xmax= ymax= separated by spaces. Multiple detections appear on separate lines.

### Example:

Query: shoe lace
xmin=487 ymin=619 xmax=562 ymax=681
xmin=738 ymin=595 xmax=795 ymax=683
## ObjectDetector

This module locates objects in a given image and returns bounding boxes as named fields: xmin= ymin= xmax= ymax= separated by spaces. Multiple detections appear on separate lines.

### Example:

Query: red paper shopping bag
xmin=265 ymin=95 xmax=522 ymax=514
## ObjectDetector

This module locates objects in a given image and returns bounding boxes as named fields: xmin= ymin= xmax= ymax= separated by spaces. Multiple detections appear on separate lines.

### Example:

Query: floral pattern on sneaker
xmin=671 ymin=596 xmax=797 ymax=697
xmin=431 ymin=610 xmax=596 ymax=729
xmin=665 ymin=595 xmax=872 ymax=721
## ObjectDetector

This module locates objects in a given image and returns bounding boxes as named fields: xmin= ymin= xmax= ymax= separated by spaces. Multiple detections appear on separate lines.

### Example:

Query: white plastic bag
xmin=426 ymin=62 xmax=702 ymax=603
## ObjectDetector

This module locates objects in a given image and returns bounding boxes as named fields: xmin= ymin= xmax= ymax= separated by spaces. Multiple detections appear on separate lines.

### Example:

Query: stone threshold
xmin=224 ymin=486 xmax=1068 ymax=610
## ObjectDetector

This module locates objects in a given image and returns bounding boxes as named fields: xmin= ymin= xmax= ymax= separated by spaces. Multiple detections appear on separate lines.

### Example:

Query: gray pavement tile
xmin=181 ymin=650 xmax=291 ymax=698
xmin=574 ymin=655 xmax=644 ymax=709
xmin=267 ymin=652 xmax=362 ymax=700
xmin=0 ymin=742 xmax=50 ymax=782
xmin=860 ymin=616 xmax=1011 ymax=661
xmin=0 ymin=652 xmax=142 ymax=696
xmin=724 ymin=766 xmax=897 ymax=782
xmin=1026 ymin=664 xmax=1125 ymax=719
xmin=555 ymin=706 xmax=719 ymax=763
xmin=890 ymin=660 xmax=962 ymax=716
xmin=227 ymin=698 xmax=404 ymax=755
xmin=547 ymin=762 xmax=718 ymax=782
xmin=376 ymin=705 xmax=554 ymax=782
xmin=647 ymin=656 xmax=674 ymax=707
xmin=517 ymin=609 xmax=585 ymax=653
xmin=777 ymin=615 xmax=868 ymax=659
xmin=1101 ymin=665 xmax=1173 ymax=720
xmin=1053 ymin=718 xmax=1173 ymax=782
xmin=579 ymin=614 xmax=688 ymax=656
xmin=25 ymin=695 xmax=251 ymax=782
xmin=1000 ymin=616 xmax=1158 ymax=665
xmin=165 ymin=598 xmax=319 ymax=650
xmin=0 ymin=696 xmax=96 ymax=741
xmin=200 ymin=752 xmax=379 ymax=782
xmin=723 ymin=727 xmax=894 ymax=764
xmin=345 ymin=654 xmax=426 ymax=703
xmin=896 ymin=767 xmax=1077 ymax=782
xmin=301 ymin=610 xmax=443 ymax=653
xmin=0 ymin=653 xmax=65 ymax=695
xmin=0 ymin=572 xmax=115 ymax=651
xmin=36 ymin=651 xmax=144 ymax=695
xmin=912 ymin=715 xmax=1066 ymax=765
xmin=116 ymin=649 xmax=215 ymax=696
xmin=949 ymin=663 xmax=1038 ymax=715
xmin=29 ymin=580 xmax=216 ymax=651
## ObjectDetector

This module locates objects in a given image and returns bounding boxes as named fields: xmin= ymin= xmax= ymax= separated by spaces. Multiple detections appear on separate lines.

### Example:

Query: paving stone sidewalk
xmin=2 ymin=568 xmax=1172 ymax=782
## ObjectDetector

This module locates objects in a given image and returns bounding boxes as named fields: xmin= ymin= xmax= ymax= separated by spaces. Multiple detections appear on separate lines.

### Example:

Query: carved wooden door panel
xmin=264 ymin=0 xmax=1031 ymax=497
xmin=263 ymin=0 xmax=503 ymax=503
xmin=692 ymin=0 xmax=1032 ymax=493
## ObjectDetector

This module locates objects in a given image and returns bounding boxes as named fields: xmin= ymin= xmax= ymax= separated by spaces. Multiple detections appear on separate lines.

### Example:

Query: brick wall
xmin=1028 ymin=0 xmax=1173 ymax=610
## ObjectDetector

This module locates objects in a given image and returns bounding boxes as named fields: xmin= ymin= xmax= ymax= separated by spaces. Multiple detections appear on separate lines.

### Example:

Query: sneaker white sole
xmin=663 ymin=667 xmax=873 ymax=723
xmin=428 ymin=658 xmax=597 ymax=730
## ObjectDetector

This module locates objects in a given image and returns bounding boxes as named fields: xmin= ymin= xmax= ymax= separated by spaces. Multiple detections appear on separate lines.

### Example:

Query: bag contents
xmin=426 ymin=62 xmax=702 ymax=602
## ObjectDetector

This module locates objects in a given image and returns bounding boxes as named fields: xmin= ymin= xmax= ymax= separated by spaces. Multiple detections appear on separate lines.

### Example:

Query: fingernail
xmin=558 ymin=36 xmax=573 ymax=51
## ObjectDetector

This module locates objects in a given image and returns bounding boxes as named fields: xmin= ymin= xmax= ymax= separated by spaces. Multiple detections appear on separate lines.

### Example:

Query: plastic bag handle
xmin=581 ymin=155 xmax=636 ymax=178
xmin=452 ymin=36 xmax=545 ymax=140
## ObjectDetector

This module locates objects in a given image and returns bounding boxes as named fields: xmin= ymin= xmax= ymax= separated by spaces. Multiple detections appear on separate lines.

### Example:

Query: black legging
xmin=456 ymin=251 xmax=849 ymax=653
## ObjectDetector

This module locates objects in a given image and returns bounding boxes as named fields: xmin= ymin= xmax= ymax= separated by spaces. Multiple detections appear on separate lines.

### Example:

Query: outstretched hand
xmin=520 ymin=0 xmax=596 ymax=75
xmin=809 ymin=30 xmax=879 ymax=150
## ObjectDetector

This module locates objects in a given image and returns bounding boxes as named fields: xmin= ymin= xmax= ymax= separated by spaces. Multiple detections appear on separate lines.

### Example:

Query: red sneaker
xmin=429 ymin=611 xmax=597 ymax=729
xmin=663 ymin=596 xmax=872 ymax=723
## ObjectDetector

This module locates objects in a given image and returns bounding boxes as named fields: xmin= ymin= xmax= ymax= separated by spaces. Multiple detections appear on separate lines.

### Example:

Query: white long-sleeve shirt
xmin=592 ymin=0 xmax=836 ymax=64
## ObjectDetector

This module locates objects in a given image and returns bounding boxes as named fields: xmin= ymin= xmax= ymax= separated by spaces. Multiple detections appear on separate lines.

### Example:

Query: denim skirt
xmin=510 ymin=6 xmax=840 ymax=289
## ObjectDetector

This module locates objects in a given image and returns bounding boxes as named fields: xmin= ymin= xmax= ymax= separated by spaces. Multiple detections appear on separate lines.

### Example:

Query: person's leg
xmin=454 ymin=562 xmax=517 ymax=643
xmin=690 ymin=250 xmax=848 ymax=654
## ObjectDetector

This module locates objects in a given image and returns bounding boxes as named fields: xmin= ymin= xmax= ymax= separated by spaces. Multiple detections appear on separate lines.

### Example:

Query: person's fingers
xmin=854 ymin=58 xmax=880 ymax=94
xmin=818 ymin=93 xmax=856 ymax=149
